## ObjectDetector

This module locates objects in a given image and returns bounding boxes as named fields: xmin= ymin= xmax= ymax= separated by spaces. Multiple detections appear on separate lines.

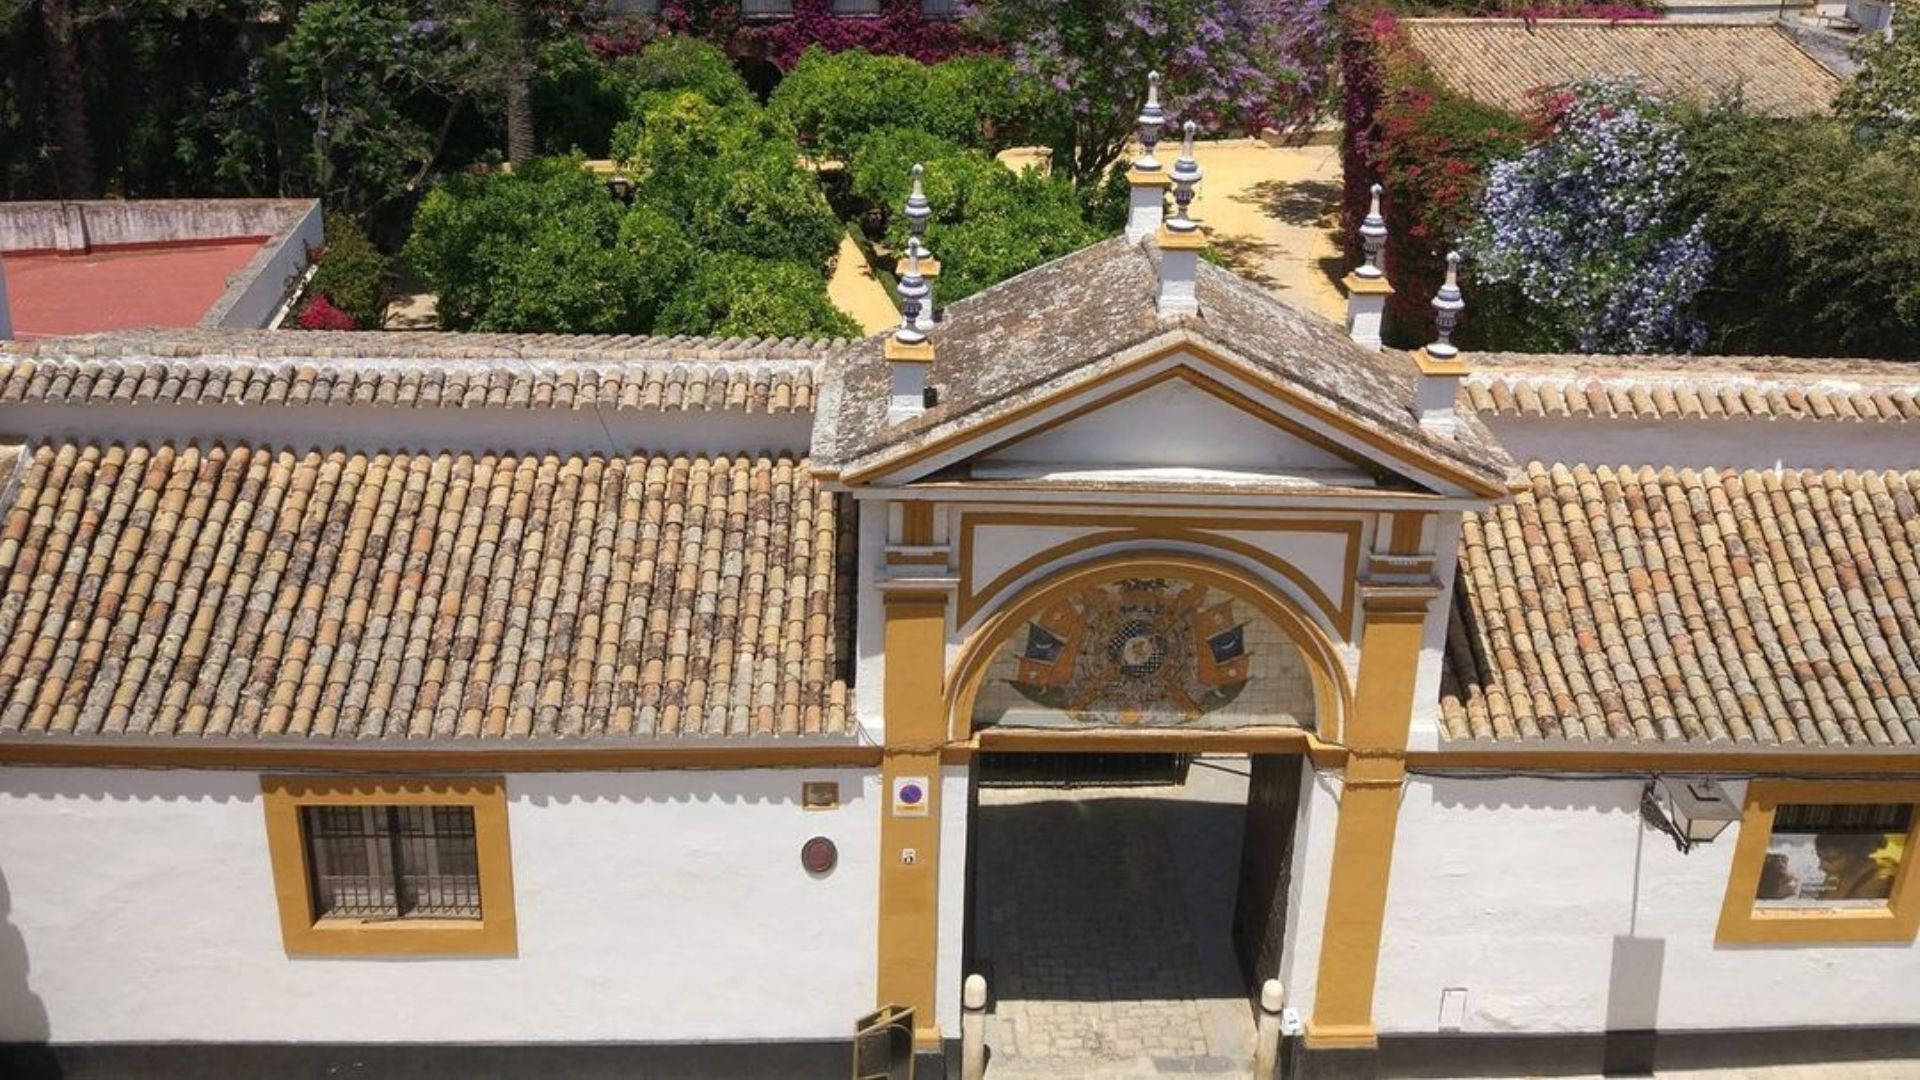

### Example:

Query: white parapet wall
xmin=0 ymin=765 xmax=880 ymax=1045
xmin=1377 ymin=774 xmax=1920 ymax=1036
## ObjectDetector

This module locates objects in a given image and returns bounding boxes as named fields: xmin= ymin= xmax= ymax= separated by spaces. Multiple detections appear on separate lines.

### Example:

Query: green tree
xmin=771 ymin=47 xmax=1038 ymax=162
xmin=967 ymin=0 xmax=1337 ymax=185
xmin=404 ymin=155 xmax=691 ymax=333
xmin=1679 ymin=106 xmax=1920 ymax=358
xmin=1838 ymin=7 xmax=1920 ymax=150
xmin=655 ymin=254 xmax=859 ymax=338
xmin=619 ymin=92 xmax=841 ymax=270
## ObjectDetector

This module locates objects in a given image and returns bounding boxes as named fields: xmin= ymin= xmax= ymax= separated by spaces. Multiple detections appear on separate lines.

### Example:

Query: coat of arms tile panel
xmin=971 ymin=577 xmax=1317 ymax=731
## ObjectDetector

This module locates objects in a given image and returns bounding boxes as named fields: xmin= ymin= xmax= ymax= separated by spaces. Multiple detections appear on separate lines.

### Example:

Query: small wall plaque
xmin=803 ymin=780 xmax=840 ymax=810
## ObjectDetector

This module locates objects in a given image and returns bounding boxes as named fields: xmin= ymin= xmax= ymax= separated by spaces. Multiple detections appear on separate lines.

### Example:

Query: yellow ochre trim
xmin=884 ymin=338 xmax=936 ymax=363
xmin=0 ymin=742 xmax=882 ymax=771
xmin=839 ymin=339 xmax=1507 ymax=497
xmin=262 ymin=775 xmax=517 ymax=957
xmin=1127 ymin=166 xmax=1174 ymax=187
xmin=961 ymin=725 xmax=1348 ymax=769
xmin=1413 ymin=347 xmax=1470 ymax=377
xmin=1716 ymin=778 xmax=1920 ymax=945
xmin=1406 ymin=748 xmax=1920 ymax=775
xmin=896 ymin=257 xmax=942 ymax=278
xmin=900 ymin=502 xmax=937 ymax=545
xmin=955 ymin=509 xmax=1361 ymax=633
xmin=945 ymin=551 xmax=1353 ymax=746
xmin=1156 ymin=225 xmax=1209 ymax=251
xmin=1388 ymin=511 xmax=1428 ymax=556
xmin=877 ymin=593 xmax=949 ymax=1048
xmin=1308 ymin=597 xmax=1430 ymax=1044
xmin=1342 ymin=273 xmax=1394 ymax=297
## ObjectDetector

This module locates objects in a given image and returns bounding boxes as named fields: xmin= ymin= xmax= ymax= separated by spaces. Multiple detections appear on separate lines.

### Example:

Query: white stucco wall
xmin=0 ymin=766 xmax=879 ymax=1044
xmin=1279 ymin=759 xmax=1342 ymax=1018
xmin=1378 ymin=775 xmax=1920 ymax=1035
xmin=1484 ymin=415 xmax=1920 ymax=473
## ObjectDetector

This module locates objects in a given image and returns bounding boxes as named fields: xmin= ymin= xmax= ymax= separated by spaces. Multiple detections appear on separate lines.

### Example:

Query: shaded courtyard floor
xmin=973 ymin=759 xmax=1257 ymax=1079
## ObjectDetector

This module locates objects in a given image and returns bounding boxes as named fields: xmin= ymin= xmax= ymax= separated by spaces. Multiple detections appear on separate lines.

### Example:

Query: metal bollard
xmin=961 ymin=974 xmax=988 ymax=1080
xmin=1253 ymin=979 xmax=1286 ymax=1080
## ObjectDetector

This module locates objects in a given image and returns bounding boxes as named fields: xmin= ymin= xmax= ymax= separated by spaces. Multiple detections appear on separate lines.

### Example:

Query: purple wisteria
xmin=973 ymin=0 xmax=1336 ymax=185
xmin=1468 ymin=79 xmax=1712 ymax=353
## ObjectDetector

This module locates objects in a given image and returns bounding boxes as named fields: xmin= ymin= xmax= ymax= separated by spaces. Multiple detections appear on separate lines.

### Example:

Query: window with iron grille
xmin=303 ymin=804 xmax=482 ymax=920
xmin=833 ymin=0 xmax=882 ymax=12
xmin=741 ymin=0 xmax=794 ymax=16
xmin=920 ymin=0 xmax=963 ymax=17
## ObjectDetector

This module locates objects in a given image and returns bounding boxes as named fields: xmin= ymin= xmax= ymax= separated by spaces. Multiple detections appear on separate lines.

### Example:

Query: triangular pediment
xmin=848 ymin=341 xmax=1502 ymax=496
xmin=971 ymin=368 xmax=1377 ymax=486
xmin=815 ymin=238 xmax=1511 ymax=497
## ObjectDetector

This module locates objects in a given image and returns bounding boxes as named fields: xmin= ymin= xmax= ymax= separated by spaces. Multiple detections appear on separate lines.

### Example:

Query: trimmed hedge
xmin=656 ymin=254 xmax=859 ymax=339
xmin=771 ymin=47 xmax=1042 ymax=161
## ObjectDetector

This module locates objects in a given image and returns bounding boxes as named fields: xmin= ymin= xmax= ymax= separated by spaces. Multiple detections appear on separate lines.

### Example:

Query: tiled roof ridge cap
xmin=1473 ymin=368 xmax=1920 ymax=389
xmin=0 ymin=329 xmax=850 ymax=359
xmin=0 ymin=350 xmax=822 ymax=377
xmin=1404 ymin=16 xmax=1767 ymax=26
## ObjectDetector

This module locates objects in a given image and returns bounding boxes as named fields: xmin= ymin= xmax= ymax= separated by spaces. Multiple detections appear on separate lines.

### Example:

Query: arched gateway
xmin=810 ymin=106 xmax=1507 ymax=1077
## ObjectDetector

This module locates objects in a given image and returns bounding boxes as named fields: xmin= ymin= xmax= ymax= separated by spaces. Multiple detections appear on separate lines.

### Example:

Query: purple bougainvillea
xmin=1468 ymin=78 xmax=1712 ymax=353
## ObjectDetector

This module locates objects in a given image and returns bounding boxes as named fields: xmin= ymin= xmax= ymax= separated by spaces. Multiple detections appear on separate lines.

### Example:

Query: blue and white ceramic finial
xmin=1136 ymin=71 xmax=1166 ymax=171
xmin=1167 ymin=121 xmax=1204 ymax=233
xmin=894 ymin=248 xmax=930 ymax=347
xmin=1357 ymin=183 xmax=1388 ymax=280
xmin=1429 ymin=252 xmax=1466 ymax=359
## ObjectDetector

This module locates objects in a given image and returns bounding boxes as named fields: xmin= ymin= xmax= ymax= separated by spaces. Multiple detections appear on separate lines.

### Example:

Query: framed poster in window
xmin=1717 ymin=780 xmax=1920 ymax=944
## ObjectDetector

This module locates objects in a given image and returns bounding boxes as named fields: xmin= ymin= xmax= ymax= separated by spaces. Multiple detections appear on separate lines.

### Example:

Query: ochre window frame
xmin=1716 ymin=779 xmax=1920 ymax=945
xmin=262 ymin=776 xmax=517 ymax=957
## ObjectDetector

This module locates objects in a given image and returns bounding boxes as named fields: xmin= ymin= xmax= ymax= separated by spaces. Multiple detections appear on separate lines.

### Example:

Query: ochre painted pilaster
xmin=877 ymin=588 xmax=948 ymax=1048
xmin=1307 ymin=590 xmax=1433 ymax=1051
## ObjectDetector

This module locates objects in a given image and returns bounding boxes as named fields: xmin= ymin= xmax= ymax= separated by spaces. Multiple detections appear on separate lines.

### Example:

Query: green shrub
xmin=307 ymin=211 xmax=388 ymax=328
xmin=928 ymin=168 xmax=1105 ymax=303
xmin=619 ymin=93 xmax=841 ymax=270
xmin=403 ymin=155 xmax=689 ymax=333
xmin=609 ymin=36 xmax=752 ymax=113
xmin=920 ymin=55 xmax=1050 ymax=150
xmin=772 ymin=48 xmax=926 ymax=161
xmin=655 ymin=253 xmax=860 ymax=339
xmin=846 ymin=128 xmax=1006 ymax=225
xmin=772 ymin=49 xmax=1036 ymax=162
xmin=1679 ymin=108 xmax=1920 ymax=358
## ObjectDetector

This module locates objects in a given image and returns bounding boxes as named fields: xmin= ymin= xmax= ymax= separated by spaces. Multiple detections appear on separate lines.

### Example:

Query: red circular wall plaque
xmin=801 ymin=836 xmax=838 ymax=875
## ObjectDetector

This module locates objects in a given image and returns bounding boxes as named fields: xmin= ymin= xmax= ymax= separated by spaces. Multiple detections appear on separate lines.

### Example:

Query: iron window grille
xmin=833 ymin=0 xmax=882 ymax=12
xmin=303 ymin=805 xmax=482 ymax=921
xmin=741 ymin=0 xmax=795 ymax=16
xmin=920 ymin=0 xmax=963 ymax=17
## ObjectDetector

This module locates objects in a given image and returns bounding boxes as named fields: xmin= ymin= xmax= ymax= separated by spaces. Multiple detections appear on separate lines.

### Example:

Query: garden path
xmin=827 ymin=230 xmax=901 ymax=335
xmin=1186 ymin=139 xmax=1347 ymax=325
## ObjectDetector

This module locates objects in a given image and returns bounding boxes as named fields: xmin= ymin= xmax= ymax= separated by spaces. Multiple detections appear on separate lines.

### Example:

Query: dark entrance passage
xmin=966 ymin=753 xmax=1302 ymax=1077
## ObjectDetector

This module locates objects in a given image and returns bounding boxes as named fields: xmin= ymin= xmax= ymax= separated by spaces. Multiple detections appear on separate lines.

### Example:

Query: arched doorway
xmin=952 ymin=553 xmax=1342 ymax=1074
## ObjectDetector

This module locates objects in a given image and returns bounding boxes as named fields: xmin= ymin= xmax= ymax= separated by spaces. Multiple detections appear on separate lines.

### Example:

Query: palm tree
xmin=39 ymin=0 xmax=95 ymax=195
xmin=502 ymin=0 xmax=535 ymax=167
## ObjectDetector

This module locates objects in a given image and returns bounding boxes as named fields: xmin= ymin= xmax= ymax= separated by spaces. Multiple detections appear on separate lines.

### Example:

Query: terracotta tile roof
xmin=0 ymin=331 xmax=827 ymax=414
xmin=1402 ymin=19 xmax=1840 ymax=118
xmin=0 ymin=441 xmax=853 ymax=741
xmin=1443 ymin=462 xmax=1920 ymax=747
xmin=1465 ymin=357 xmax=1920 ymax=423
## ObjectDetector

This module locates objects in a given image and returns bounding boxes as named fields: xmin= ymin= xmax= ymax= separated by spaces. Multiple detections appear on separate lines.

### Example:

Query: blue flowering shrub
xmin=1467 ymin=79 xmax=1712 ymax=353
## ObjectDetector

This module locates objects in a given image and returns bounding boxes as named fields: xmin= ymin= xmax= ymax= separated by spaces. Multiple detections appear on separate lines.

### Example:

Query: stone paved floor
xmin=974 ymin=759 xmax=1257 ymax=1078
